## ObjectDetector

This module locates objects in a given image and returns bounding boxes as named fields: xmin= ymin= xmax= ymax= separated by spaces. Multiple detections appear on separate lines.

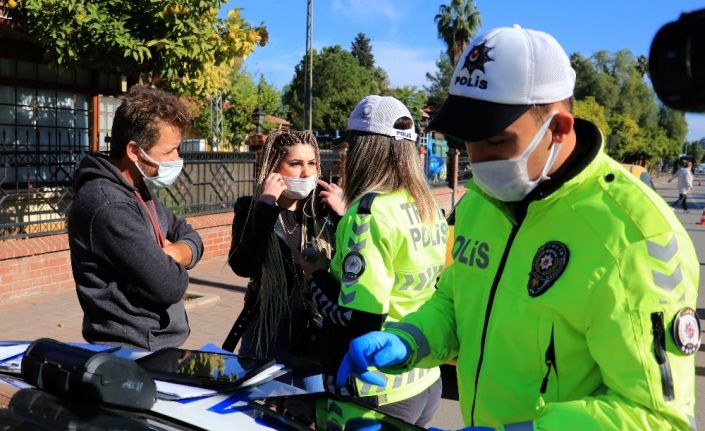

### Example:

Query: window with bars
xmin=98 ymin=95 xmax=120 ymax=153
xmin=0 ymin=83 xmax=92 ymax=238
xmin=0 ymin=85 xmax=91 ymax=184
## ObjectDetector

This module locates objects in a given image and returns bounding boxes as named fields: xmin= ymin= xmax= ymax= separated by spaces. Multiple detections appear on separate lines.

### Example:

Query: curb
xmin=184 ymin=291 xmax=220 ymax=310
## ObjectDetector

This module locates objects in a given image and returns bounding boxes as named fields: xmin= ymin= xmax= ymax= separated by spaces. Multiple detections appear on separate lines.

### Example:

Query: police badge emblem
xmin=528 ymin=241 xmax=569 ymax=297
xmin=672 ymin=307 xmax=701 ymax=355
xmin=342 ymin=252 xmax=366 ymax=280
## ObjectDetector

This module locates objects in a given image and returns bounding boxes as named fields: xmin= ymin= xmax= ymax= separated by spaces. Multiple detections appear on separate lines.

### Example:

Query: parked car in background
xmin=695 ymin=163 xmax=705 ymax=174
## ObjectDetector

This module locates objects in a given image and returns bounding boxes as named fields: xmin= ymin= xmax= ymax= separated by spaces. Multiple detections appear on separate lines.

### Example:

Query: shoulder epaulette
xmin=357 ymin=192 xmax=379 ymax=215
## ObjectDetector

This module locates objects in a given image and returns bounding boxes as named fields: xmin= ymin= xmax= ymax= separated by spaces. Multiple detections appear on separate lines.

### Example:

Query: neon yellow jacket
xmin=328 ymin=189 xmax=448 ymax=404
xmin=386 ymin=121 xmax=699 ymax=430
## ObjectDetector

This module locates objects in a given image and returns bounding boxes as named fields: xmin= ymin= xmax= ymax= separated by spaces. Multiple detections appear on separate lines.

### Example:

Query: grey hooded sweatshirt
xmin=68 ymin=153 xmax=203 ymax=350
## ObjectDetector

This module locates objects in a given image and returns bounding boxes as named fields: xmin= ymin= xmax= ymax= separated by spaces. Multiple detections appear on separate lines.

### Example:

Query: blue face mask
xmin=135 ymin=148 xmax=184 ymax=188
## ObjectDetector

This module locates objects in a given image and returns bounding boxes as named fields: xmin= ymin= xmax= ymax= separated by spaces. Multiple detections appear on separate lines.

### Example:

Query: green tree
xmin=574 ymin=96 xmax=610 ymax=136
xmin=351 ymin=32 xmax=375 ymax=69
xmin=570 ymin=47 xmax=684 ymax=166
xmin=434 ymin=0 xmax=482 ymax=65
xmin=257 ymin=75 xmax=285 ymax=118
xmin=7 ymin=2 xmax=267 ymax=97
xmin=571 ymin=51 xmax=619 ymax=115
xmin=191 ymin=71 xmax=283 ymax=150
xmin=571 ymin=53 xmax=599 ymax=102
xmin=606 ymin=113 xmax=640 ymax=160
xmin=425 ymin=51 xmax=454 ymax=110
xmin=611 ymin=50 xmax=657 ymax=128
xmin=369 ymin=66 xmax=391 ymax=95
xmin=283 ymin=46 xmax=375 ymax=133
xmin=350 ymin=33 xmax=389 ymax=94
xmin=657 ymin=105 xmax=688 ymax=143
xmin=687 ymin=142 xmax=705 ymax=165
xmin=628 ymin=127 xmax=680 ymax=167
xmin=192 ymin=70 xmax=256 ymax=150
xmin=636 ymin=54 xmax=649 ymax=77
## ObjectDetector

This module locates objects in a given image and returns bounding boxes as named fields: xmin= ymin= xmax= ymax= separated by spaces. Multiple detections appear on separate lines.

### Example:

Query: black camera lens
xmin=649 ymin=8 xmax=705 ymax=112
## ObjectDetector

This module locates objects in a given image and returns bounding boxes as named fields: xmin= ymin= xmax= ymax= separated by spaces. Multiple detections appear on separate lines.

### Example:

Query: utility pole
xmin=303 ymin=0 xmax=313 ymax=131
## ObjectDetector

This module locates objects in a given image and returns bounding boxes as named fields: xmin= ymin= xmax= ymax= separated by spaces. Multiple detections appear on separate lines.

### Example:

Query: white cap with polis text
xmin=428 ymin=25 xmax=576 ymax=142
xmin=347 ymin=95 xmax=418 ymax=142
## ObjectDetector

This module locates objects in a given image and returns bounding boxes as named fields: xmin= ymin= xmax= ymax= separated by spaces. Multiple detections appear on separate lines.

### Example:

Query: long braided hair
xmin=245 ymin=130 xmax=335 ymax=354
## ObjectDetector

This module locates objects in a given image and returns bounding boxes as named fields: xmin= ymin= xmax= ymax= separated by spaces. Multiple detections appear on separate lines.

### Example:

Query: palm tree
xmin=636 ymin=54 xmax=649 ymax=77
xmin=434 ymin=0 xmax=482 ymax=66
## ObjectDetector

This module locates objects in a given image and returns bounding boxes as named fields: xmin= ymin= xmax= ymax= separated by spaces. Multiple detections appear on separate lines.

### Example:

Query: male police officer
xmin=337 ymin=26 xmax=700 ymax=430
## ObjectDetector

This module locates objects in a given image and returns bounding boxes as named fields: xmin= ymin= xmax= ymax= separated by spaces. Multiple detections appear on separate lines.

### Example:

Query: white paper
xmin=0 ymin=344 xmax=29 ymax=361
xmin=0 ymin=344 xmax=29 ymax=374
xmin=240 ymin=364 xmax=286 ymax=387
xmin=155 ymin=380 xmax=217 ymax=399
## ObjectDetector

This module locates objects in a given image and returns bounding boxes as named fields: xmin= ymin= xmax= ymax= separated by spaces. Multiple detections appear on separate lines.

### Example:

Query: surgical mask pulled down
xmin=135 ymin=148 xmax=184 ymax=188
xmin=471 ymin=112 xmax=561 ymax=202
xmin=282 ymin=175 xmax=317 ymax=200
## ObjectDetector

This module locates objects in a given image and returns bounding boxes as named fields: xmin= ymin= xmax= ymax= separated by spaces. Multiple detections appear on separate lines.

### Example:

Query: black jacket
xmin=67 ymin=153 xmax=203 ymax=350
xmin=228 ymin=196 xmax=337 ymax=368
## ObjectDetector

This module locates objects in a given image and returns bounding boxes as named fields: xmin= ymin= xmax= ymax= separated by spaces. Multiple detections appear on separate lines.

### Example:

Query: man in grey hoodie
xmin=68 ymin=85 xmax=203 ymax=350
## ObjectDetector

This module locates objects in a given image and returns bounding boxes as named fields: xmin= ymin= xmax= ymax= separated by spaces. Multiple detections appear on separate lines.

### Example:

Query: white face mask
xmin=135 ymin=148 xmax=184 ymax=188
xmin=471 ymin=112 xmax=561 ymax=202
xmin=282 ymin=175 xmax=317 ymax=200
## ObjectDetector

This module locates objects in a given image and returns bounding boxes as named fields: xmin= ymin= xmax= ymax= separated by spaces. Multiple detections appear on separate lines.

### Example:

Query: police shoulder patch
xmin=528 ymin=241 xmax=569 ymax=297
xmin=342 ymin=252 xmax=366 ymax=281
xmin=672 ymin=307 xmax=701 ymax=355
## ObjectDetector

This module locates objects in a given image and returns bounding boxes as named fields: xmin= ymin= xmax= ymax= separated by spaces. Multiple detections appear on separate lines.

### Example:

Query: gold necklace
xmin=278 ymin=213 xmax=298 ymax=236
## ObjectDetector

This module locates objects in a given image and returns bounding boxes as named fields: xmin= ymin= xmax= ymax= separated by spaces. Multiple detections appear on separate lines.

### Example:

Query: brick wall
xmin=0 ymin=212 xmax=234 ymax=303
xmin=0 ymin=237 xmax=73 ymax=301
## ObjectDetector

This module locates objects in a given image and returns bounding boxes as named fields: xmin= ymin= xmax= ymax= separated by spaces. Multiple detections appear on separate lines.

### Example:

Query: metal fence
xmin=0 ymin=140 xmax=87 ymax=239
xmin=425 ymin=151 xmax=472 ymax=186
xmin=156 ymin=152 xmax=257 ymax=217
xmin=0 ymin=149 xmax=344 ymax=240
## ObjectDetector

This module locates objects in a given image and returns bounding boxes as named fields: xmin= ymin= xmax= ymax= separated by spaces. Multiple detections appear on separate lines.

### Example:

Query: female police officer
xmin=298 ymin=95 xmax=448 ymax=426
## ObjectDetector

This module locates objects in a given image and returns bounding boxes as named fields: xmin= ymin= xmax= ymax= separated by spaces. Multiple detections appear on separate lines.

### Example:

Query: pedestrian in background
xmin=68 ymin=85 xmax=203 ymax=350
xmin=225 ymin=130 xmax=340 ymax=391
xmin=670 ymin=159 xmax=694 ymax=212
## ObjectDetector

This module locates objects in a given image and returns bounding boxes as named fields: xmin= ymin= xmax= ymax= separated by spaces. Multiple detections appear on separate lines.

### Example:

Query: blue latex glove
xmin=344 ymin=418 xmax=383 ymax=431
xmin=336 ymin=331 xmax=410 ymax=388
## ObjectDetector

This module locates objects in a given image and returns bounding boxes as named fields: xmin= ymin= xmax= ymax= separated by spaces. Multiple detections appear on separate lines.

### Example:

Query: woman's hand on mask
xmin=317 ymin=179 xmax=346 ymax=216
xmin=260 ymin=173 xmax=287 ymax=205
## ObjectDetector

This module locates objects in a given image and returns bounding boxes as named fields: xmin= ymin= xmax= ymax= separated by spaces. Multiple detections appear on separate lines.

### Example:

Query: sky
xmin=223 ymin=0 xmax=705 ymax=141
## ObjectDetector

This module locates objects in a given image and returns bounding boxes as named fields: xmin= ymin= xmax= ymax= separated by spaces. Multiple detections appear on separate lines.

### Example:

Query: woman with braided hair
xmin=225 ymin=130 xmax=342 ymax=391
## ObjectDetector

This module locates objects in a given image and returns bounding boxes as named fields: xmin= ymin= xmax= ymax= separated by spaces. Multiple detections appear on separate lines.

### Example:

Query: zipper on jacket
xmin=650 ymin=312 xmax=674 ymax=401
xmin=540 ymin=326 xmax=557 ymax=394
xmin=470 ymin=226 xmax=519 ymax=426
